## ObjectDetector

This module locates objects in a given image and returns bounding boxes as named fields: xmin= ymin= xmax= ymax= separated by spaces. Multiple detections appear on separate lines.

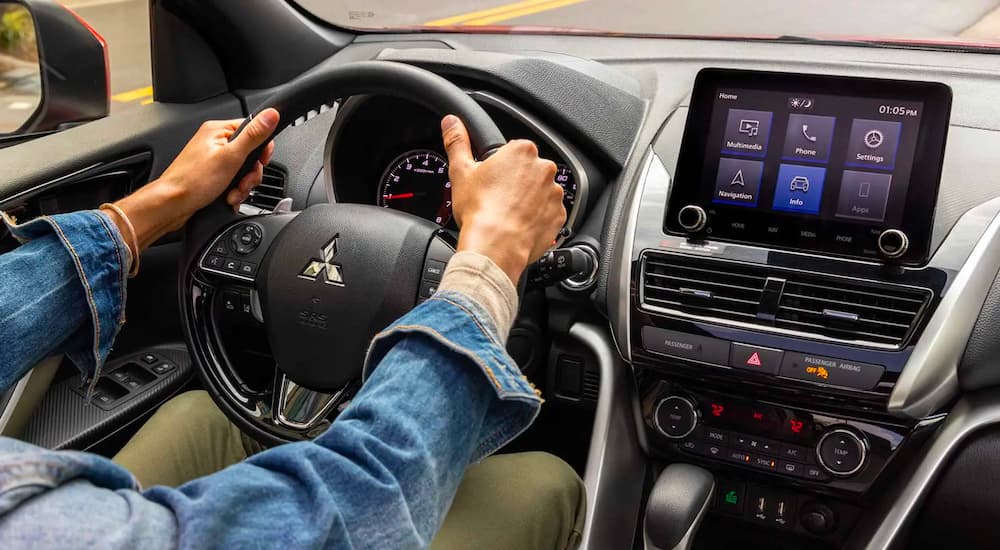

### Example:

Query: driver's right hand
xmin=441 ymin=114 xmax=567 ymax=284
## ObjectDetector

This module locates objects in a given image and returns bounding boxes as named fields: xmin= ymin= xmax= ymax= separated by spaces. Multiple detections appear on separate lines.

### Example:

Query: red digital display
xmin=789 ymin=419 xmax=804 ymax=434
xmin=698 ymin=398 xmax=815 ymax=444
xmin=711 ymin=403 xmax=725 ymax=417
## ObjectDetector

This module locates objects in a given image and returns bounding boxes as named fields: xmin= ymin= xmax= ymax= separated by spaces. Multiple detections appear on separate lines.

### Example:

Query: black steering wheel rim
xmin=179 ymin=60 xmax=505 ymax=445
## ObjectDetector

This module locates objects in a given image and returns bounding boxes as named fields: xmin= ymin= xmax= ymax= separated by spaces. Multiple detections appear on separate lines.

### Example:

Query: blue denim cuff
xmin=4 ymin=211 xmax=129 ymax=389
xmin=363 ymin=290 xmax=542 ymax=460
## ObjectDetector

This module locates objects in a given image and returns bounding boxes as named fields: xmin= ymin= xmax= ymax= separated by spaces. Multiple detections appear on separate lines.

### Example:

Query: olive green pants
xmin=113 ymin=391 xmax=586 ymax=549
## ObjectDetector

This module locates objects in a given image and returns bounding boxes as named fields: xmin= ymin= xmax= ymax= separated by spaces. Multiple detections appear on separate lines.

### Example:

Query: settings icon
xmin=864 ymin=129 xmax=884 ymax=149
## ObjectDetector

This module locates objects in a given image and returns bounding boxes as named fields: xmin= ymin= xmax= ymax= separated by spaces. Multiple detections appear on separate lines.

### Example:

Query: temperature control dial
xmin=653 ymin=396 xmax=699 ymax=439
xmin=816 ymin=428 xmax=868 ymax=476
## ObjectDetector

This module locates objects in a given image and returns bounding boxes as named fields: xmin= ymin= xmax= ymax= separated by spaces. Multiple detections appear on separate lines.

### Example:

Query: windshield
xmin=297 ymin=0 xmax=1000 ymax=49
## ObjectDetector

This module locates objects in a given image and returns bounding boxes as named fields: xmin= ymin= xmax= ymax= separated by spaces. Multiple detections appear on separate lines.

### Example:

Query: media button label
xmin=722 ymin=109 xmax=773 ymax=158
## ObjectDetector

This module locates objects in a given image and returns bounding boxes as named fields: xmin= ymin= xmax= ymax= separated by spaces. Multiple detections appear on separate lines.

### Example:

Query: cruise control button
xmin=423 ymin=260 xmax=446 ymax=282
xmin=419 ymin=280 xmax=439 ymax=298
xmin=780 ymin=352 xmax=885 ymax=390
xmin=641 ymin=327 xmax=730 ymax=366
xmin=731 ymin=343 xmax=783 ymax=375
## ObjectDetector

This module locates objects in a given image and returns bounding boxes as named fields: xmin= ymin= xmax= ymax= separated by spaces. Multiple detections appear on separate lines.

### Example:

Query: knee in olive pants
xmin=112 ymin=390 xmax=262 ymax=488
xmin=431 ymin=451 xmax=587 ymax=550
xmin=114 ymin=391 xmax=587 ymax=549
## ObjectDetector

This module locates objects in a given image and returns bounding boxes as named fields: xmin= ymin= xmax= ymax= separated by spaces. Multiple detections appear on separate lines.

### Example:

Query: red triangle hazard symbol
xmin=746 ymin=352 xmax=762 ymax=367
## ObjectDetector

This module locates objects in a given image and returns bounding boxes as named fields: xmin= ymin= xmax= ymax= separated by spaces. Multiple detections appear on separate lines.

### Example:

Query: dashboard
xmin=324 ymin=93 xmax=596 ymax=235
xmin=248 ymin=34 xmax=1000 ymax=550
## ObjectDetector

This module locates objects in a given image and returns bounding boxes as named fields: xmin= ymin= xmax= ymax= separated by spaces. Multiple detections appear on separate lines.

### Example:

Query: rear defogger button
xmin=641 ymin=326 xmax=730 ymax=366
xmin=779 ymin=353 xmax=884 ymax=390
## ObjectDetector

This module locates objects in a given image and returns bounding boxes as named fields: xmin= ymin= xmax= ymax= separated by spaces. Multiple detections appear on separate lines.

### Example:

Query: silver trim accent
xmin=572 ymin=322 xmax=646 ymax=550
xmin=815 ymin=427 xmax=868 ymax=477
xmin=890 ymin=196 xmax=1000 ymax=419
xmin=610 ymin=149 xmax=659 ymax=362
xmin=652 ymin=396 xmax=699 ymax=440
xmin=274 ymin=375 xmax=344 ymax=431
xmin=643 ymin=475 xmax=714 ymax=550
xmin=561 ymin=243 xmax=600 ymax=291
xmin=865 ymin=394 xmax=998 ymax=549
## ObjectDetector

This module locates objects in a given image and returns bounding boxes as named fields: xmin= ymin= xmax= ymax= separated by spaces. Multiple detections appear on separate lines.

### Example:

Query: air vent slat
xmin=640 ymin=252 xmax=931 ymax=349
xmin=248 ymin=166 xmax=287 ymax=210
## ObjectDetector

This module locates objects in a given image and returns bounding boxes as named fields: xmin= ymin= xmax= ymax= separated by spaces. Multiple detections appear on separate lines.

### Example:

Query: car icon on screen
xmin=789 ymin=176 xmax=810 ymax=193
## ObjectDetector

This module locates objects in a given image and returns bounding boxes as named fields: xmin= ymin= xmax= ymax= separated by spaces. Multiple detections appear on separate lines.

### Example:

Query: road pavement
xmin=24 ymin=0 xmax=1000 ymax=117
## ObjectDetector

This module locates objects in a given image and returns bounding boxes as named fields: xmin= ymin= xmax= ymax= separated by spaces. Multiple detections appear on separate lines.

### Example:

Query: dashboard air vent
xmin=642 ymin=253 xmax=768 ymax=324
xmin=247 ymin=165 xmax=287 ymax=211
xmin=640 ymin=252 xmax=932 ymax=349
xmin=776 ymin=276 xmax=929 ymax=347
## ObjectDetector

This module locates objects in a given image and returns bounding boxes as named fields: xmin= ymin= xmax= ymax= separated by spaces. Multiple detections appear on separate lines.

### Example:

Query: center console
xmin=617 ymin=68 xmax=959 ymax=547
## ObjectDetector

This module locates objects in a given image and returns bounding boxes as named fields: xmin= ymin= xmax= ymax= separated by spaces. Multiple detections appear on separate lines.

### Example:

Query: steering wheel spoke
xmin=272 ymin=374 xmax=353 ymax=433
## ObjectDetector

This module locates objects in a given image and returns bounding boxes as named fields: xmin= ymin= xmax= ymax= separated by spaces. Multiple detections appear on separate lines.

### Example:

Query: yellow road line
xmin=425 ymin=0 xmax=583 ymax=26
xmin=111 ymin=86 xmax=153 ymax=102
xmin=140 ymin=98 xmax=154 ymax=105
xmin=462 ymin=0 xmax=585 ymax=25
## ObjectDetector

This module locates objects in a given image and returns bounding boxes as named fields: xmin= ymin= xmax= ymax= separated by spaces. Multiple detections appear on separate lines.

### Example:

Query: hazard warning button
xmin=730 ymin=343 xmax=783 ymax=375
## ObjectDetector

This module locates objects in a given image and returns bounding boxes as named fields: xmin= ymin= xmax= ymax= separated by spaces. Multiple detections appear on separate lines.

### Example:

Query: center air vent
xmin=640 ymin=252 xmax=931 ymax=349
xmin=247 ymin=165 xmax=287 ymax=210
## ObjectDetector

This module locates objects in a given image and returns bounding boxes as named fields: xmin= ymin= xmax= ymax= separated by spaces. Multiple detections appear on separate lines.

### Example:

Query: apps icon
xmin=782 ymin=114 xmax=836 ymax=163
xmin=846 ymin=119 xmax=902 ymax=170
xmin=723 ymin=109 xmax=773 ymax=158
xmin=713 ymin=157 xmax=763 ymax=207
xmin=836 ymin=170 xmax=892 ymax=222
xmin=772 ymin=164 xmax=827 ymax=214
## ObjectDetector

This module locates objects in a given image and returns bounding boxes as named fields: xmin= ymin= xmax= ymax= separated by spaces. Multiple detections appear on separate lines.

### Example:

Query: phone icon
xmin=801 ymin=124 xmax=818 ymax=143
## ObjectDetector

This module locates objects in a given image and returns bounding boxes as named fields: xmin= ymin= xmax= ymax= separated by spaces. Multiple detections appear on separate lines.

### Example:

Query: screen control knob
xmin=677 ymin=205 xmax=708 ymax=232
xmin=800 ymin=502 xmax=836 ymax=535
xmin=816 ymin=428 xmax=868 ymax=476
xmin=877 ymin=229 xmax=909 ymax=258
xmin=653 ymin=396 xmax=699 ymax=439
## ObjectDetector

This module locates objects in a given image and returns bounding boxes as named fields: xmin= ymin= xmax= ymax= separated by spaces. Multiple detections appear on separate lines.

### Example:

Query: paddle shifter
xmin=643 ymin=464 xmax=715 ymax=550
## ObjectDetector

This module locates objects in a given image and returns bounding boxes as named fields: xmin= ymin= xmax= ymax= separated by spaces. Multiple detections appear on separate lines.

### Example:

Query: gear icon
xmin=864 ymin=129 xmax=884 ymax=149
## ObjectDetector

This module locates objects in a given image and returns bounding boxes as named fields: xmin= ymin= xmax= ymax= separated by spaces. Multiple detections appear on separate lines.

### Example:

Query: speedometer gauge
xmin=378 ymin=150 xmax=452 ymax=226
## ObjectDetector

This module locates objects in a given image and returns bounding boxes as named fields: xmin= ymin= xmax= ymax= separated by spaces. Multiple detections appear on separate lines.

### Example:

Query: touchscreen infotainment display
xmin=666 ymin=69 xmax=951 ymax=265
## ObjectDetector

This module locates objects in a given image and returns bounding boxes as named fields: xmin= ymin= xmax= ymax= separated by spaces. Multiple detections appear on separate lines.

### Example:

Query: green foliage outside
xmin=0 ymin=5 xmax=37 ymax=63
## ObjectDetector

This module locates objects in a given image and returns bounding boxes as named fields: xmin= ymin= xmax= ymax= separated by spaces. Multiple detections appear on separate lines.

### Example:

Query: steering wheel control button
xmin=212 ymin=242 xmax=229 ymax=256
xmin=653 ymin=396 xmax=699 ymax=439
xmin=817 ymin=428 xmax=867 ymax=476
xmin=677 ymin=204 xmax=708 ymax=232
xmin=423 ymin=260 xmax=446 ymax=282
xmin=779 ymin=353 xmax=885 ymax=390
xmin=641 ymin=326 xmax=730 ymax=366
xmin=877 ymin=228 xmax=909 ymax=258
xmin=419 ymin=280 xmax=439 ymax=299
xmin=230 ymin=223 xmax=264 ymax=255
xmin=223 ymin=258 xmax=241 ymax=274
xmin=205 ymin=255 xmax=226 ymax=269
xmin=239 ymin=262 xmax=257 ymax=277
xmin=730 ymin=343 xmax=783 ymax=375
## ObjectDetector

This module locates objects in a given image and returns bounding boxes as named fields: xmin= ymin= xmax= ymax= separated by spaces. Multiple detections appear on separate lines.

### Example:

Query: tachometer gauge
xmin=556 ymin=164 xmax=577 ymax=215
xmin=378 ymin=150 xmax=452 ymax=226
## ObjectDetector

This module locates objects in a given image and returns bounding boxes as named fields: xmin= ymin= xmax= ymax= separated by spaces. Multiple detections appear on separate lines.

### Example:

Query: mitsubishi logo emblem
xmin=298 ymin=234 xmax=344 ymax=286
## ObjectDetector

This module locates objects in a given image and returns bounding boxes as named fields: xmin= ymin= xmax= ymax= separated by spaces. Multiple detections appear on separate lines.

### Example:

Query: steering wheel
xmin=179 ymin=61 xmax=506 ymax=445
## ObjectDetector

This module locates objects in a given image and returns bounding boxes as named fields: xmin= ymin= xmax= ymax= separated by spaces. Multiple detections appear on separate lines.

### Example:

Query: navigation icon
xmin=730 ymin=169 xmax=746 ymax=187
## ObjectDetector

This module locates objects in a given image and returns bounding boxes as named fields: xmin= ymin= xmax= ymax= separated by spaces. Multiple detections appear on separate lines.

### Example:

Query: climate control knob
xmin=816 ymin=428 xmax=868 ymax=476
xmin=677 ymin=205 xmax=708 ymax=233
xmin=653 ymin=396 xmax=699 ymax=439
xmin=877 ymin=229 xmax=909 ymax=258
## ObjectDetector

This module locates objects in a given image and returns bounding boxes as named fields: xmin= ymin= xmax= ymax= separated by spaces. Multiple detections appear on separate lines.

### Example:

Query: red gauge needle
xmin=383 ymin=193 xmax=416 ymax=200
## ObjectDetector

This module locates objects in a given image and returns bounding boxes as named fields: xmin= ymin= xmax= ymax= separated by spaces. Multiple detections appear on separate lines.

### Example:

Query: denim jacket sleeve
xmin=0 ymin=216 xmax=544 ymax=549
xmin=0 ymin=210 xmax=129 ymax=391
